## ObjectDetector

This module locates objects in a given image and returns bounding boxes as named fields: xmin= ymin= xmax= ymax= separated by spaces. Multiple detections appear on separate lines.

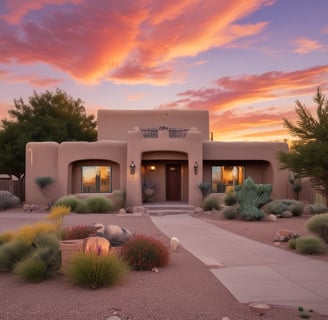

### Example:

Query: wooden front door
xmin=166 ymin=164 xmax=181 ymax=201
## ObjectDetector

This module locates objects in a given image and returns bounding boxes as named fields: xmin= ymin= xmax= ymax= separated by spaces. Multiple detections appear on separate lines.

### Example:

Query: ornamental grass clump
xmin=294 ymin=236 xmax=325 ymax=255
xmin=203 ymin=194 xmax=220 ymax=211
xmin=223 ymin=206 xmax=239 ymax=220
xmin=60 ymin=225 xmax=98 ymax=240
xmin=14 ymin=222 xmax=57 ymax=244
xmin=120 ymin=234 xmax=169 ymax=271
xmin=47 ymin=205 xmax=71 ymax=231
xmin=66 ymin=252 xmax=129 ymax=289
xmin=54 ymin=195 xmax=80 ymax=212
xmin=0 ymin=231 xmax=14 ymax=246
xmin=306 ymin=213 xmax=328 ymax=244
xmin=86 ymin=196 xmax=113 ymax=213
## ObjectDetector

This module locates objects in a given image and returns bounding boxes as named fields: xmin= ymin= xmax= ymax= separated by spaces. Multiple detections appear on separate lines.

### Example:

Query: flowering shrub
xmin=60 ymin=225 xmax=98 ymax=240
xmin=119 ymin=234 xmax=169 ymax=271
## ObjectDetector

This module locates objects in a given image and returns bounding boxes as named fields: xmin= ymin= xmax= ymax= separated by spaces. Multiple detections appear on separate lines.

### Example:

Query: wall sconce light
xmin=194 ymin=161 xmax=199 ymax=175
xmin=129 ymin=161 xmax=136 ymax=175
xmin=150 ymin=164 xmax=156 ymax=171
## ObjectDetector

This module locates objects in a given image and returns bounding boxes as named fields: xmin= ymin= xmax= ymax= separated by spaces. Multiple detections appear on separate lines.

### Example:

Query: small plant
xmin=34 ymin=176 xmax=54 ymax=207
xmin=0 ymin=231 xmax=14 ymax=246
xmin=14 ymin=256 xmax=48 ymax=283
xmin=110 ymin=190 xmax=126 ymax=209
xmin=224 ymin=191 xmax=237 ymax=206
xmin=203 ymin=194 xmax=220 ymax=211
xmin=222 ymin=206 xmax=239 ymax=220
xmin=54 ymin=195 xmax=80 ymax=211
xmin=66 ymin=252 xmax=129 ymax=289
xmin=198 ymin=183 xmax=211 ymax=197
xmin=47 ymin=205 xmax=71 ymax=231
xmin=120 ymin=234 xmax=169 ymax=271
xmin=15 ymin=222 xmax=57 ymax=244
xmin=288 ymin=238 xmax=297 ymax=250
xmin=60 ymin=225 xmax=98 ymax=240
xmin=306 ymin=203 xmax=328 ymax=215
xmin=266 ymin=199 xmax=304 ymax=217
xmin=294 ymin=236 xmax=325 ymax=255
xmin=306 ymin=213 xmax=328 ymax=244
xmin=86 ymin=196 xmax=112 ymax=213
xmin=0 ymin=240 xmax=32 ymax=271
xmin=0 ymin=190 xmax=20 ymax=211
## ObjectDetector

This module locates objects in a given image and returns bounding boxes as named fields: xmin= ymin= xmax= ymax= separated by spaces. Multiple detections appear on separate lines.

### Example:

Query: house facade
xmin=25 ymin=109 xmax=290 ymax=207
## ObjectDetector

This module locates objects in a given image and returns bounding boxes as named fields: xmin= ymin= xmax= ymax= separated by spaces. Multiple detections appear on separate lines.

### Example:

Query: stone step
xmin=146 ymin=209 xmax=194 ymax=216
xmin=133 ymin=204 xmax=195 ymax=216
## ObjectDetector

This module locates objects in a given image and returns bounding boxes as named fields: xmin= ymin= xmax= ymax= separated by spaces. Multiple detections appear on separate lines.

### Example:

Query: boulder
xmin=96 ymin=224 xmax=133 ymax=247
xmin=267 ymin=214 xmax=278 ymax=222
xmin=118 ymin=208 xmax=126 ymax=215
xmin=282 ymin=210 xmax=293 ymax=218
xmin=82 ymin=236 xmax=111 ymax=255
xmin=170 ymin=237 xmax=180 ymax=251
xmin=274 ymin=229 xmax=300 ymax=242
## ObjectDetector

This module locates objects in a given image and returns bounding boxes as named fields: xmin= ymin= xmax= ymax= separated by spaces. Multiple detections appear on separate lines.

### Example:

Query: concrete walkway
xmin=151 ymin=214 xmax=328 ymax=315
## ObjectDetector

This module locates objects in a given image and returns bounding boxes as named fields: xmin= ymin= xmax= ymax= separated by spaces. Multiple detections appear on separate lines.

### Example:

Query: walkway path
xmin=151 ymin=214 xmax=328 ymax=315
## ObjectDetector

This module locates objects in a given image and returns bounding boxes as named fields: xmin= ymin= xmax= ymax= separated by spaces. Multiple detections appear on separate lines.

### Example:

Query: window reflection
xmin=82 ymin=166 xmax=111 ymax=193
xmin=211 ymin=166 xmax=244 ymax=192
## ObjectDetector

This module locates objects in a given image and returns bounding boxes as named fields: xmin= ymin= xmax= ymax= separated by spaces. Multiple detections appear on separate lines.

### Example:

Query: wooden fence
xmin=0 ymin=180 xmax=25 ymax=201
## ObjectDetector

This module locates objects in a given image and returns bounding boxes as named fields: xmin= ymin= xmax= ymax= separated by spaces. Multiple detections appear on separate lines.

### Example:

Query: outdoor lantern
xmin=150 ymin=164 xmax=156 ymax=171
xmin=194 ymin=161 xmax=199 ymax=175
xmin=130 ymin=161 xmax=136 ymax=175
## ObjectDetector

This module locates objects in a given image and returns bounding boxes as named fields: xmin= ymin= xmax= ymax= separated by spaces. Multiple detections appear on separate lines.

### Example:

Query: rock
xmin=96 ymin=224 xmax=133 ymax=247
xmin=267 ymin=214 xmax=278 ymax=222
xmin=170 ymin=237 xmax=180 ymax=251
xmin=274 ymin=229 xmax=300 ymax=242
xmin=118 ymin=208 xmax=126 ymax=215
xmin=194 ymin=207 xmax=203 ymax=213
xmin=282 ymin=210 xmax=293 ymax=218
xmin=23 ymin=204 xmax=31 ymax=212
xmin=249 ymin=302 xmax=270 ymax=315
xmin=82 ymin=236 xmax=111 ymax=255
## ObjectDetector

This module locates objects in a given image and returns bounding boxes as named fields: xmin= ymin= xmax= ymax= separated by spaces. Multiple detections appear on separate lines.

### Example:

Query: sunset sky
xmin=0 ymin=0 xmax=327 ymax=142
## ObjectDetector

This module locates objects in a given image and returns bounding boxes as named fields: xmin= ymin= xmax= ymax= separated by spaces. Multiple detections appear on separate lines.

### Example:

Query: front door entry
xmin=166 ymin=164 xmax=181 ymax=201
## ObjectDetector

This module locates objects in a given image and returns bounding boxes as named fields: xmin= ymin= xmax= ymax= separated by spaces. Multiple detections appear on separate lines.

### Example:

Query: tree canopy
xmin=0 ymin=89 xmax=97 ymax=179
xmin=277 ymin=87 xmax=328 ymax=203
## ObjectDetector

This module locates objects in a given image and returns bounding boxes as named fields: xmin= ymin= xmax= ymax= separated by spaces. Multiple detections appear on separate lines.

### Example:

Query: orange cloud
xmin=0 ymin=0 xmax=274 ymax=84
xmin=294 ymin=38 xmax=324 ymax=54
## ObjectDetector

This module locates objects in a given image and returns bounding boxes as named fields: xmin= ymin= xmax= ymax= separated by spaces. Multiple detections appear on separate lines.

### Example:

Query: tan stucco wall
xmin=97 ymin=109 xmax=210 ymax=141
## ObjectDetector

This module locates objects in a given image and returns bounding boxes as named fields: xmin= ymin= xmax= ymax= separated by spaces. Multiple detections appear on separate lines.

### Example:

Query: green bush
xmin=54 ymin=195 xmax=80 ymax=211
xmin=307 ymin=203 xmax=328 ymax=215
xmin=120 ymin=234 xmax=169 ymax=271
xmin=295 ymin=236 xmax=325 ymax=255
xmin=110 ymin=190 xmax=126 ymax=210
xmin=60 ymin=225 xmax=97 ymax=240
xmin=14 ymin=256 xmax=47 ymax=283
xmin=66 ymin=252 xmax=129 ymax=289
xmin=306 ymin=213 xmax=328 ymax=244
xmin=0 ymin=240 xmax=32 ymax=271
xmin=223 ymin=206 xmax=239 ymax=220
xmin=74 ymin=200 xmax=90 ymax=213
xmin=203 ymin=194 xmax=220 ymax=211
xmin=86 ymin=196 xmax=113 ymax=213
xmin=34 ymin=176 xmax=54 ymax=189
xmin=266 ymin=199 xmax=304 ymax=217
xmin=288 ymin=238 xmax=297 ymax=250
xmin=0 ymin=190 xmax=20 ymax=211
xmin=224 ymin=192 xmax=237 ymax=206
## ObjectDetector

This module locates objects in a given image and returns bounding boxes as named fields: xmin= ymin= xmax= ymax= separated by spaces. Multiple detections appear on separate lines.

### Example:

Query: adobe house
xmin=25 ymin=109 xmax=289 ymax=207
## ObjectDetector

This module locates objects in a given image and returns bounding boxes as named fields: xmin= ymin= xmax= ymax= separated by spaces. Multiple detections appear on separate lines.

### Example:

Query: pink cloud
xmin=0 ymin=0 xmax=274 ymax=84
xmin=294 ymin=38 xmax=324 ymax=54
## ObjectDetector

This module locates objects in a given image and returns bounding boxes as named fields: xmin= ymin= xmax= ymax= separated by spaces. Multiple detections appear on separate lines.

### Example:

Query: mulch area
xmin=0 ymin=210 xmax=327 ymax=319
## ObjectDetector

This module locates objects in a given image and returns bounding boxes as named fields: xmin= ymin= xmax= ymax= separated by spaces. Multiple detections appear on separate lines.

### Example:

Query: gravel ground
xmin=0 ymin=210 xmax=327 ymax=320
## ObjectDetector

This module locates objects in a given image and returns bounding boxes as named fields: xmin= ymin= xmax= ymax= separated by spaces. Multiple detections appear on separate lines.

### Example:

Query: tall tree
xmin=0 ymin=89 xmax=97 ymax=179
xmin=277 ymin=87 xmax=328 ymax=204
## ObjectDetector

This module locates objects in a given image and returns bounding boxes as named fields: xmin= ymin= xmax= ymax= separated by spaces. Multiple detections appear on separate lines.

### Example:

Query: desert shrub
xmin=60 ymin=225 xmax=98 ymax=240
xmin=66 ymin=252 xmax=129 ymax=289
xmin=288 ymin=238 xmax=297 ymax=250
xmin=0 ymin=231 xmax=14 ymax=246
xmin=235 ymin=178 xmax=272 ymax=221
xmin=0 ymin=240 xmax=32 ymax=271
xmin=294 ymin=236 xmax=325 ymax=255
xmin=203 ymin=194 xmax=220 ymax=211
xmin=306 ymin=203 xmax=328 ymax=215
xmin=223 ymin=206 xmax=239 ymax=220
xmin=74 ymin=200 xmax=90 ymax=213
xmin=224 ymin=191 xmax=237 ymax=206
xmin=306 ymin=213 xmax=328 ymax=244
xmin=15 ymin=222 xmax=57 ymax=244
xmin=54 ymin=195 xmax=80 ymax=212
xmin=47 ymin=205 xmax=71 ymax=231
xmin=86 ymin=196 xmax=113 ymax=213
xmin=120 ymin=234 xmax=169 ymax=271
xmin=110 ymin=190 xmax=126 ymax=210
xmin=34 ymin=176 xmax=54 ymax=189
xmin=14 ymin=256 xmax=47 ymax=283
xmin=265 ymin=199 xmax=304 ymax=217
xmin=0 ymin=190 xmax=20 ymax=211
xmin=198 ymin=183 xmax=211 ymax=197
